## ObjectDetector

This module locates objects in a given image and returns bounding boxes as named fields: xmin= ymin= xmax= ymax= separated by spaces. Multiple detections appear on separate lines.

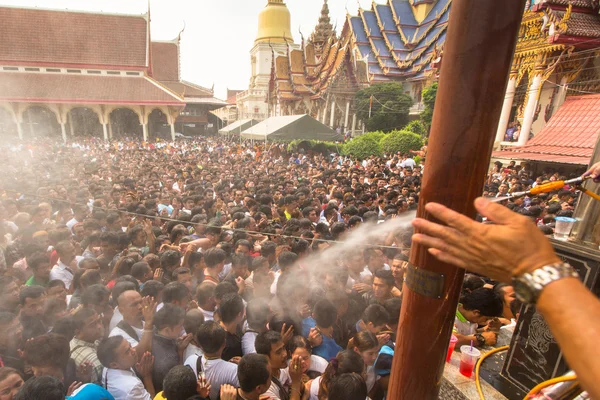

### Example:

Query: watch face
xmin=513 ymin=278 xmax=534 ymax=303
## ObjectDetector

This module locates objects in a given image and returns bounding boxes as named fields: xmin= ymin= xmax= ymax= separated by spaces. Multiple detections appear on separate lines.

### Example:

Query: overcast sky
xmin=0 ymin=0 xmax=374 ymax=99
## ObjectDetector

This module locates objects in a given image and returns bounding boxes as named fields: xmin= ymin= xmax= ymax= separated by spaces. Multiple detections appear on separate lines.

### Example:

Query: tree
xmin=355 ymin=83 xmax=413 ymax=133
xmin=420 ymin=82 xmax=438 ymax=133
xmin=379 ymin=130 xmax=423 ymax=156
xmin=342 ymin=133 xmax=383 ymax=160
xmin=403 ymin=120 xmax=427 ymax=137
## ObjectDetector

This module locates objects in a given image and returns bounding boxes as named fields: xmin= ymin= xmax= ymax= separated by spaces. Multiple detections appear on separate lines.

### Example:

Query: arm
xmin=135 ymin=296 xmax=156 ymax=361
xmin=289 ymin=355 xmax=303 ymax=400
xmin=143 ymin=220 xmax=156 ymax=255
xmin=412 ymin=197 xmax=600 ymax=399
xmin=135 ymin=352 xmax=155 ymax=399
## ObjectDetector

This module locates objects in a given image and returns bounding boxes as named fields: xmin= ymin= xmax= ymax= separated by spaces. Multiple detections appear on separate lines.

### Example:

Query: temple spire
xmin=310 ymin=0 xmax=335 ymax=60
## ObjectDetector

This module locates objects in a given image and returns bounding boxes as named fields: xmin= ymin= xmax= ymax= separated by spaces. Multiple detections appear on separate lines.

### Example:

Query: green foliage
xmin=403 ymin=120 xmax=427 ymax=137
xmin=413 ymin=155 xmax=422 ymax=165
xmin=341 ymin=134 xmax=383 ymax=160
xmin=355 ymin=83 xmax=413 ymax=133
xmin=420 ymin=82 xmax=438 ymax=133
xmin=379 ymin=130 xmax=423 ymax=156
xmin=287 ymin=139 xmax=339 ymax=155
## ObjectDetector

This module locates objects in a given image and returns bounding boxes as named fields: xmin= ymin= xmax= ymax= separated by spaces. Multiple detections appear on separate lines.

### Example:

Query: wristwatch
xmin=512 ymin=262 xmax=579 ymax=304
xmin=474 ymin=333 xmax=486 ymax=347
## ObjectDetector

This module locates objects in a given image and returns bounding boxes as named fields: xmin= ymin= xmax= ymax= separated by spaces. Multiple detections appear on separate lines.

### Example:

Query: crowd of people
xmin=0 ymin=135 xmax=585 ymax=400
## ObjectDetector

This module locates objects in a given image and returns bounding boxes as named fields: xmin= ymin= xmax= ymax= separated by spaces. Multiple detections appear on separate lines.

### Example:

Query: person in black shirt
xmin=219 ymin=293 xmax=245 ymax=362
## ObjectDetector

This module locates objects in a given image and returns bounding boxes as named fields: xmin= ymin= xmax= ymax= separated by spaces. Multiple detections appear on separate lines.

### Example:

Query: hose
xmin=473 ymin=344 xmax=579 ymax=400
xmin=475 ymin=345 xmax=509 ymax=400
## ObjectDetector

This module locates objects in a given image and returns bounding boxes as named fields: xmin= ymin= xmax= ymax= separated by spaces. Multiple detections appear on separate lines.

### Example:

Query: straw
xmin=470 ymin=340 xmax=473 ymax=352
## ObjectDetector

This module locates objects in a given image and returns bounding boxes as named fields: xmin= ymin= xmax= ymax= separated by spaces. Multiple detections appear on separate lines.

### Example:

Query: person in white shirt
xmin=109 ymin=290 xmax=156 ymax=359
xmin=66 ymin=204 xmax=88 ymax=232
xmin=359 ymin=248 xmax=390 ymax=282
xmin=183 ymin=308 xmax=205 ymax=361
xmin=242 ymin=298 xmax=270 ymax=355
xmin=98 ymin=335 xmax=155 ymax=400
xmin=184 ymin=321 xmax=239 ymax=400
xmin=50 ymin=241 xmax=77 ymax=290
xmin=196 ymin=282 xmax=216 ymax=321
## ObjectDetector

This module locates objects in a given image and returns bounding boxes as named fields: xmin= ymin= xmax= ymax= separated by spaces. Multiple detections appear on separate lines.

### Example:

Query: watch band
xmin=513 ymin=262 xmax=579 ymax=304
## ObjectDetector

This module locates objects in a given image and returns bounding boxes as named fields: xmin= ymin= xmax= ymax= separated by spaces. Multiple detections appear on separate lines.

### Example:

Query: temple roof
xmin=0 ymin=6 xmax=148 ymax=69
xmin=492 ymin=94 xmax=600 ymax=165
xmin=0 ymin=72 xmax=184 ymax=105
xmin=151 ymin=41 xmax=180 ymax=81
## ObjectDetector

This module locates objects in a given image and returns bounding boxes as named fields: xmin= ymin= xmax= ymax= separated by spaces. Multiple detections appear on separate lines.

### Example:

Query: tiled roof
xmin=545 ymin=0 xmax=596 ymax=8
xmin=556 ymin=10 xmax=600 ymax=38
xmin=0 ymin=7 xmax=147 ymax=68
xmin=151 ymin=42 xmax=179 ymax=81
xmin=161 ymin=81 xmax=213 ymax=98
xmin=0 ymin=72 xmax=183 ymax=105
xmin=492 ymin=94 xmax=600 ymax=165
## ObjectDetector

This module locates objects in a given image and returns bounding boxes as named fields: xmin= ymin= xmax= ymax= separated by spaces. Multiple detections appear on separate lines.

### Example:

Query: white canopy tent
xmin=218 ymin=119 xmax=258 ymax=135
xmin=239 ymin=114 xmax=343 ymax=141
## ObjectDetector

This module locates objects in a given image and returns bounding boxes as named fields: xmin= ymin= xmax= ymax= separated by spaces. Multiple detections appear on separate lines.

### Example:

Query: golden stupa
xmin=255 ymin=0 xmax=294 ymax=44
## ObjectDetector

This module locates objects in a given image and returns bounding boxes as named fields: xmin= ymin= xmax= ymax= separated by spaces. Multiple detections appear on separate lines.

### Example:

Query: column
xmin=16 ymin=121 xmax=23 ymax=140
xmin=494 ymin=76 xmax=516 ymax=145
xmin=316 ymin=108 xmax=321 ymax=123
xmin=553 ymin=75 xmax=569 ymax=112
xmin=518 ymin=74 xmax=543 ymax=146
xmin=142 ymin=123 xmax=148 ymax=142
xmin=321 ymin=103 xmax=327 ymax=124
xmin=351 ymin=113 xmax=357 ymax=137
xmin=344 ymin=101 xmax=350 ymax=131
xmin=67 ymin=111 xmax=74 ymax=136
xmin=329 ymin=101 xmax=336 ymax=128
xmin=102 ymin=123 xmax=108 ymax=141
xmin=108 ymin=121 xmax=113 ymax=139
xmin=60 ymin=123 xmax=67 ymax=143
xmin=170 ymin=123 xmax=176 ymax=141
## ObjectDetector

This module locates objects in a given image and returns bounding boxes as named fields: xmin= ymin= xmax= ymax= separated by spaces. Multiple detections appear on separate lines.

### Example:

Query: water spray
xmin=491 ymin=175 xmax=600 ymax=203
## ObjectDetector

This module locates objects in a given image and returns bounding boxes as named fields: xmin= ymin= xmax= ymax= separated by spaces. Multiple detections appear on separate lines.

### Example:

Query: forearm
xmin=289 ymin=381 xmax=302 ymax=400
xmin=135 ymin=328 xmax=153 ymax=361
xmin=454 ymin=333 xmax=476 ymax=348
xmin=142 ymin=376 xmax=155 ymax=398
xmin=537 ymin=277 xmax=600 ymax=399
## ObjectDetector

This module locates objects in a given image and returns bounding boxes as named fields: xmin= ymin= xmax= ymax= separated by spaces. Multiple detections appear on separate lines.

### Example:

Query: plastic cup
xmin=459 ymin=345 xmax=481 ymax=378
xmin=554 ymin=217 xmax=577 ymax=241
xmin=446 ymin=335 xmax=458 ymax=363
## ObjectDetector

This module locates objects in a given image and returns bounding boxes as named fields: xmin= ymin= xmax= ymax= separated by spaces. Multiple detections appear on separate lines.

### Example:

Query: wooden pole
xmin=388 ymin=1 xmax=526 ymax=399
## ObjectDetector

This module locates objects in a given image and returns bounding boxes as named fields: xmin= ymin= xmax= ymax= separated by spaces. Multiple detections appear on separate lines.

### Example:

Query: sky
xmin=0 ymin=0 xmax=375 ymax=99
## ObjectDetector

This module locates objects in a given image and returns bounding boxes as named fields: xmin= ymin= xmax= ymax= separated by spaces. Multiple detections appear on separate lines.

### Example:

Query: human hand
xmin=352 ymin=283 xmax=372 ymax=294
xmin=196 ymin=375 xmax=211 ymax=398
xmin=481 ymin=331 xmax=497 ymax=346
xmin=583 ymin=162 xmax=600 ymax=183
xmin=289 ymin=355 xmax=303 ymax=382
xmin=220 ymin=384 xmax=238 ymax=400
xmin=299 ymin=304 xmax=311 ymax=319
xmin=187 ymin=300 xmax=199 ymax=311
xmin=280 ymin=323 xmax=294 ymax=344
xmin=75 ymin=361 xmax=93 ymax=382
xmin=235 ymin=277 xmax=246 ymax=294
xmin=377 ymin=333 xmax=391 ymax=346
xmin=135 ymin=351 xmax=154 ymax=379
xmin=67 ymin=382 xmax=83 ymax=397
xmin=486 ymin=317 xmax=502 ymax=332
xmin=153 ymin=268 xmax=164 ymax=281
xmin=177 ymin=333 xmax=193 ymax=353
xmin=141 ymin=296 xmax=157 ymax=324
xmin=411 ymin=197 xmax=560 ymax=283
xmin=308 ymin=328 xmax=322 ymax=347
xmin=229 ymin=356 xmax=242 ymax=364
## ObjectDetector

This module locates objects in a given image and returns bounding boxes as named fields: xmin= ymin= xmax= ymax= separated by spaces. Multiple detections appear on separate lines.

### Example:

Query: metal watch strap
xmin=513 ymin=262 xmax=579 ymax=304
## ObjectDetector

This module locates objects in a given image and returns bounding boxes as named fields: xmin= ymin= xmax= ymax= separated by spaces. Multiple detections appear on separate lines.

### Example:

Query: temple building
xmin=492 ymin=0 xmax=600 ymax=166
xmin=0 ymin=5 xmax=226 ymax=142
xmin=220 ymin=0 xmax=450 ymax=132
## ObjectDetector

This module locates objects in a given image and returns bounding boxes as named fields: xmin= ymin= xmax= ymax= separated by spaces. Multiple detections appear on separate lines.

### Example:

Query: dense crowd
xmin=0 ymin=136 xmax=583 ymax=400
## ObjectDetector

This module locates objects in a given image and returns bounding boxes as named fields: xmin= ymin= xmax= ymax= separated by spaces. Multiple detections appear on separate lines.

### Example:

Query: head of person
xmin=172 ymin=267 xmax=193 ymax=291
xmin=287 ymin=336 xmax=312 ymax=374
xmin=154 ymin=304 xmax=186 ymax=339
xmin=131 ymin=262 xmax=152 ymax=284
xmin=98 ymin=336 xmax=137 ymax=371
xmin=26 ymin=252 xmax=51 ymax=283
xmin=196 ymin=321 xmax=226 ymax=356
xmin=128 ymin=225 xmax=147 ymax=248
xmin=42 ymin=297 xmax=68 ymax=329
xmin=55 ymin=240 xmax=75 ymax=265
xmin=0 ymin=367 xmax=24 ymax=400
xmin=162 ymin=365 xmax=202 ymax=400
xmin=46 ymin=280 xmax=67 ymax=304
xmin=183 ymin=309 xmax=205 ymax=339
xmin=460 ymin=288 xmax=504 ymax=324
xmin=349 ymin=331 xmax=379 ymax=366
xmin=246 ymin=298 xmax=270 ymax=332
xmin=235 ymin=240 xmax=251 ymax=258
xmin=231 ymin=254 xmax=250 ymax=279
xmin=327 ymin=373 xmax=368 ymax=400
xmin=117 ymin=290 xmax=143 ymax=325
xmin=313 ymin=299 xmax=337 ymax=329
xmin=14 ymin=376 xmax=63 ymax=400
xmin=19 ymin=286 xmax=45 ymax=318
xmin=81 ymin=284 xmax=110 ymax=315
xmin=160 ymin=250 xmax=182 ymax=274
xmin=462 ymin=273 xmax=486 ymax=295
xmin=0 ymin=313 xmax=22 ymax=351
xmin=22 ymin=333 xmax=70 ymax=380
xmin=362 ymin=304 xmax=390 ymax=334
xmin=196 ymin=282 xmax=216 ymax=311
xmin=372 ymin=269 xmax=394 ymax=301
xmin=0 ymin=277 xmax=19 ymax=312
xmin=364 ymin=248 xmax=384 ymax=269
xmin=238 ymin=354 xmax=272 ymax=396
xmin=493 ymin=283 xmax=516 ymax=319
xmin=141 ymin=280 xmax=164 ymax=304
xmin=255 ymin=331 xmax=287 ymax=370
xmin=319 ymin=350 xmax=365 ymax=400
xmin=163 ymin=282 xmax=191 ymax=308
xmin=390 ymin=254 xmax=408 ymax=283
xmin=219 ymin=293 xmax=245 ymax=326
xmin=72 ymin=307 xmax=104 ymax=343
xmin=204 ymin=248 xmax=226 ymax=273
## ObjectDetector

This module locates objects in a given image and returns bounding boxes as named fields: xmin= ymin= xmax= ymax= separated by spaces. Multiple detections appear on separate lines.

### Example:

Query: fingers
xmin=423 ymin=203 xmax=476 ymax=234
xmin=412 ymin=219 xmax=462 ymax=244
xmin=427 ymin=248 xmax=468 ymax=270
xmin=474 ymin=197 xmax=519 ymax=225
